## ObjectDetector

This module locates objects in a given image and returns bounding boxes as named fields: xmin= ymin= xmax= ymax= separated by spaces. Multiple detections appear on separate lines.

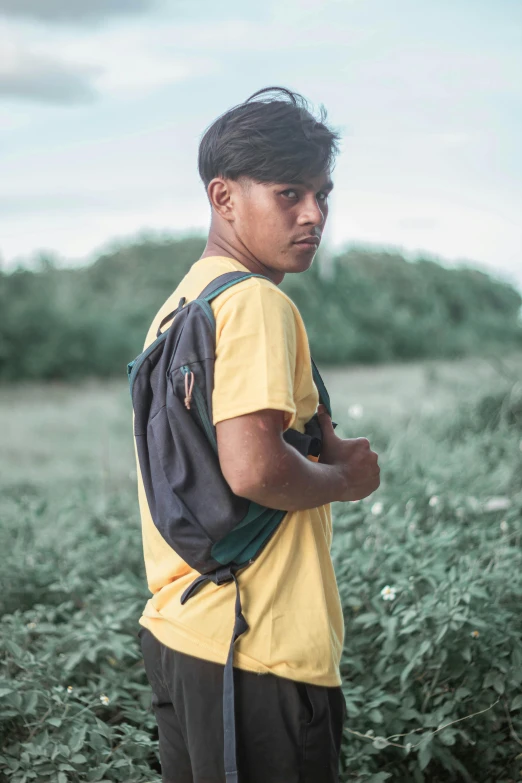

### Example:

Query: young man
xmin=136 ymin=87 xmax=380 ymax=783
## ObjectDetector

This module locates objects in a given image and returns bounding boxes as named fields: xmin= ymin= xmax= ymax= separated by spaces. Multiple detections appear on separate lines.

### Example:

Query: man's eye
xmin=280 ymin=189 xmax=329 ymax=201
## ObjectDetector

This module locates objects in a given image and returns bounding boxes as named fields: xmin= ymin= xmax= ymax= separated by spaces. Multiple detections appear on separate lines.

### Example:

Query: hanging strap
xmin=222 ymin=571 xmax=249 ymax=783
xmin=154 ymin=272 xmax=270 ymax=338
xmin=156 ymin=297 xmax=186 ymax=338
xmin=180 ymin=565 xmax=249 ymax=783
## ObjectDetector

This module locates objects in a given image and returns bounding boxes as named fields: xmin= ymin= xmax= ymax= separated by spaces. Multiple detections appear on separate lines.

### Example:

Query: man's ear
xmin=207 ymin=177 xmax=235 ymax=222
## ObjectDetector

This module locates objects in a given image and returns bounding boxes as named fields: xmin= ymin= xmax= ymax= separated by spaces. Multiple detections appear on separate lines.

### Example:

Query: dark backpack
xmin=128 ymin=271 xmax=334 ymax=782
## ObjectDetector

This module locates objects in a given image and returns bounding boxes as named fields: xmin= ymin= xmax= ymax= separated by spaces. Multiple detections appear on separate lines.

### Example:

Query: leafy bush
xmin=283 ymin=250 xmax=522 ymax=365
xmin=0 ymin=238 xmax=520 ymax=381
xmin=333 ymin=383 xmax=522 ymax=782
xmin=0 ymin=487 xmax=161 ymax=783
xmin=334 ymin=491 xmax=522 ymax=782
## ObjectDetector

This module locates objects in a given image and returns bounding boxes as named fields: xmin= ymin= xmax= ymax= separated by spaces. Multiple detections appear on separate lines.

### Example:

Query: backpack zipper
xmin=128 ymin=331 xmax=169 ymax=395
xmin=180 ymin=366 xmax=218 ymax=452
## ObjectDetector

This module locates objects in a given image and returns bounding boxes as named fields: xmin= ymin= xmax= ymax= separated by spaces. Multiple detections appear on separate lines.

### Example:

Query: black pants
xmin=139 ymin=626 xmax=347 ymax=783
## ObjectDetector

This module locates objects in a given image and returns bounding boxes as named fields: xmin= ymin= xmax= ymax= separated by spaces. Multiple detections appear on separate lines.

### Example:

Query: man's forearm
xmin=232 ymin=442 xmax=344 ymax=511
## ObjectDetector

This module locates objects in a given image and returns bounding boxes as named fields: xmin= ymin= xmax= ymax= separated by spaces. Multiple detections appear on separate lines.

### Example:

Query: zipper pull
xmin=184 ymin=369 xmax=195 ymax=410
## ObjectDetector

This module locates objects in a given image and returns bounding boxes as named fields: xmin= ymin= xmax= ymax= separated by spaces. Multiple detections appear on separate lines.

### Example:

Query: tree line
xmin=0 ymin=236 xmax=520 ymax=381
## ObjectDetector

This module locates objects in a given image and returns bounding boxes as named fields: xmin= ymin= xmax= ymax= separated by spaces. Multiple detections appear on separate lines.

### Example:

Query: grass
xmin=1 ymin=351 xmax=521 ymax=783
xmin=2 ymin=351 xmax=520 ymax=492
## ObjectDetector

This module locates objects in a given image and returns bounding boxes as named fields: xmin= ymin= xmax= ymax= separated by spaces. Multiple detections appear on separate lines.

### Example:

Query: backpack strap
xmin=197 ymin=270 xmax=272 ymax=302
xmin=155 ymin=272 xmax=265 ymax=338
xmin=311 ymin=356 xmax=332 ymax=418
xmin=197 ymin=271 xmax=333 ymax=416
xmin=181 ymin=566 xmax=248 ymax=783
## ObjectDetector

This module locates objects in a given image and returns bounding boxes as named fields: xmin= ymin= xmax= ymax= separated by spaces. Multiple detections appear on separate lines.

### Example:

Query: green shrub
xmin=333 ymin=384 xmax=522 ymax=782
xmin=0 ymin=486 xmax=161 ymax=783
xmin=0 ymin=238 xmax=520 ymax=381
xmin=334 ymin=492 xmax=521 ymax=782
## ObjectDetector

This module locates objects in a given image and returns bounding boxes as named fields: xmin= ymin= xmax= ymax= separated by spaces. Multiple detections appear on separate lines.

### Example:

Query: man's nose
xmin=297 ymin=196 xmax=325 ymax=226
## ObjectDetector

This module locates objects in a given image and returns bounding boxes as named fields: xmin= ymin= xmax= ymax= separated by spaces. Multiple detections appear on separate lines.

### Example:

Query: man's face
xmin=226 ymin=172 xmax=333 ymax=281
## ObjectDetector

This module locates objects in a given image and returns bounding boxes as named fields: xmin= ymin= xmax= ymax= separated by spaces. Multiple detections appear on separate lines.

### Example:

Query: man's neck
xmin=199 ymin=236 xmax=284 ymax=285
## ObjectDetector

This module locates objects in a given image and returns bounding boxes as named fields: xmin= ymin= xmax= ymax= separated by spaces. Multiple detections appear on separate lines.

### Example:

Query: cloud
xmin=0 ymin=193 xmax=108 ymax=214
xmin=0 ymin=48 xmax=99 ymax=103
xmin=398 ymin=217 xmax=439 ymax=231
xmin=0 ymin=16 xmax=219 ymax=104
xmin=0 ymin=0 xmax=156 ymax=24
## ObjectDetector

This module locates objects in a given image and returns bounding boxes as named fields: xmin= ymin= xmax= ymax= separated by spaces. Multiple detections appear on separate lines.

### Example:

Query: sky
xmin=0 ymin=0 xmax=521 ymax=290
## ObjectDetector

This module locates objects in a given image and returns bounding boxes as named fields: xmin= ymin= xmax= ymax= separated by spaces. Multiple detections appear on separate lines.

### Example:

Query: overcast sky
xmin=0 ymin=0 xmax=521 ymax=289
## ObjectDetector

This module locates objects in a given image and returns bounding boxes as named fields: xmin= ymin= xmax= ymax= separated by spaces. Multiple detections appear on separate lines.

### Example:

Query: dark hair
xmin=198 ymin=86 xmax=341 ymax=189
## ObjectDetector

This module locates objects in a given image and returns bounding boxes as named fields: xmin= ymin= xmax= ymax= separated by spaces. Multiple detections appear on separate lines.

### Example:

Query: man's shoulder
xmin=211 ymin=273 xmax=301 ymax=321
xmin=144 ymin=258 xmax=305 ymax=347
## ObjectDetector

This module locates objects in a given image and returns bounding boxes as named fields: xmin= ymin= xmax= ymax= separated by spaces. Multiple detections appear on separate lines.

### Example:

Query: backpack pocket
xmin=180 ymin=365 xmax=217 ymax=451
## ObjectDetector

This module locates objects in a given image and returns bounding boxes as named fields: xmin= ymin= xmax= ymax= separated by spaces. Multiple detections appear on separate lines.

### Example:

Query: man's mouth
xmin=294 ymin=236 xmax=320 ymax=248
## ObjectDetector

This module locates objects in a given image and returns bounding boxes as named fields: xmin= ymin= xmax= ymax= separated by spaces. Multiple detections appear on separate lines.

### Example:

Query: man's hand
xmin=216 ymin=406 xmax=380 ymax=512
xmin=317 ymin=404 xmax=380 ymax=501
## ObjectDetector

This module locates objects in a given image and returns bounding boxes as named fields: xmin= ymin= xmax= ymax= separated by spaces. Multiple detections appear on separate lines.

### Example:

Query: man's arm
xmin=216 ymin=405 xmax=380 ymax=512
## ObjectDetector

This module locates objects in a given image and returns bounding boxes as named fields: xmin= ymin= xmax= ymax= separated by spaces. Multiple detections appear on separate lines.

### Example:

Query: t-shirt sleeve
xmin=211 ymin=282 xmax=298 ymax=430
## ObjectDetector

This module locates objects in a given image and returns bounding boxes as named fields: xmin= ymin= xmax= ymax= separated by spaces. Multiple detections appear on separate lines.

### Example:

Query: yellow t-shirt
xmin=135 ymin=255 xmax=344 ymax=687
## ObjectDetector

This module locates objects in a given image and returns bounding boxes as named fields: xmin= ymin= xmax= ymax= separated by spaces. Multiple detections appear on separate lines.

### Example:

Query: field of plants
xmin=1 ymin=352 xmax=522 ymax=782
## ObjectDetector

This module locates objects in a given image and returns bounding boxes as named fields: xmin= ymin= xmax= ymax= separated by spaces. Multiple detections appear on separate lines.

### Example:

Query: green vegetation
xmin=1 ymin=355 xmax=521 ymax=782
xmin=0 ymin=236 xmax=520 ymax=381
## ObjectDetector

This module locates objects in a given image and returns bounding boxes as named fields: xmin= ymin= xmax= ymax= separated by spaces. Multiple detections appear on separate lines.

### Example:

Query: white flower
xmin=500 ymin=520 xmax=509 ymax=533
xmin=484 ymin=497 xmax=511 ymax=512
xmin=466 ymin=496 xmax=481 ymax=512
xmin=100 ymin=694 xmax=110 ymax=705
xmin=67 ymin=685 xmax=73 ymax=693
xmin=428 ymin=495 xmax=439 ymax=507
xmin=348 ymin=404 xmax=364 ymax=419
xmin=371 ymin=502 xmax=383 ymax=516
xmin=380 ymin=585 xmax=396 ymax=601
xmin=26 ymin=622 xmax=37 ymax=629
